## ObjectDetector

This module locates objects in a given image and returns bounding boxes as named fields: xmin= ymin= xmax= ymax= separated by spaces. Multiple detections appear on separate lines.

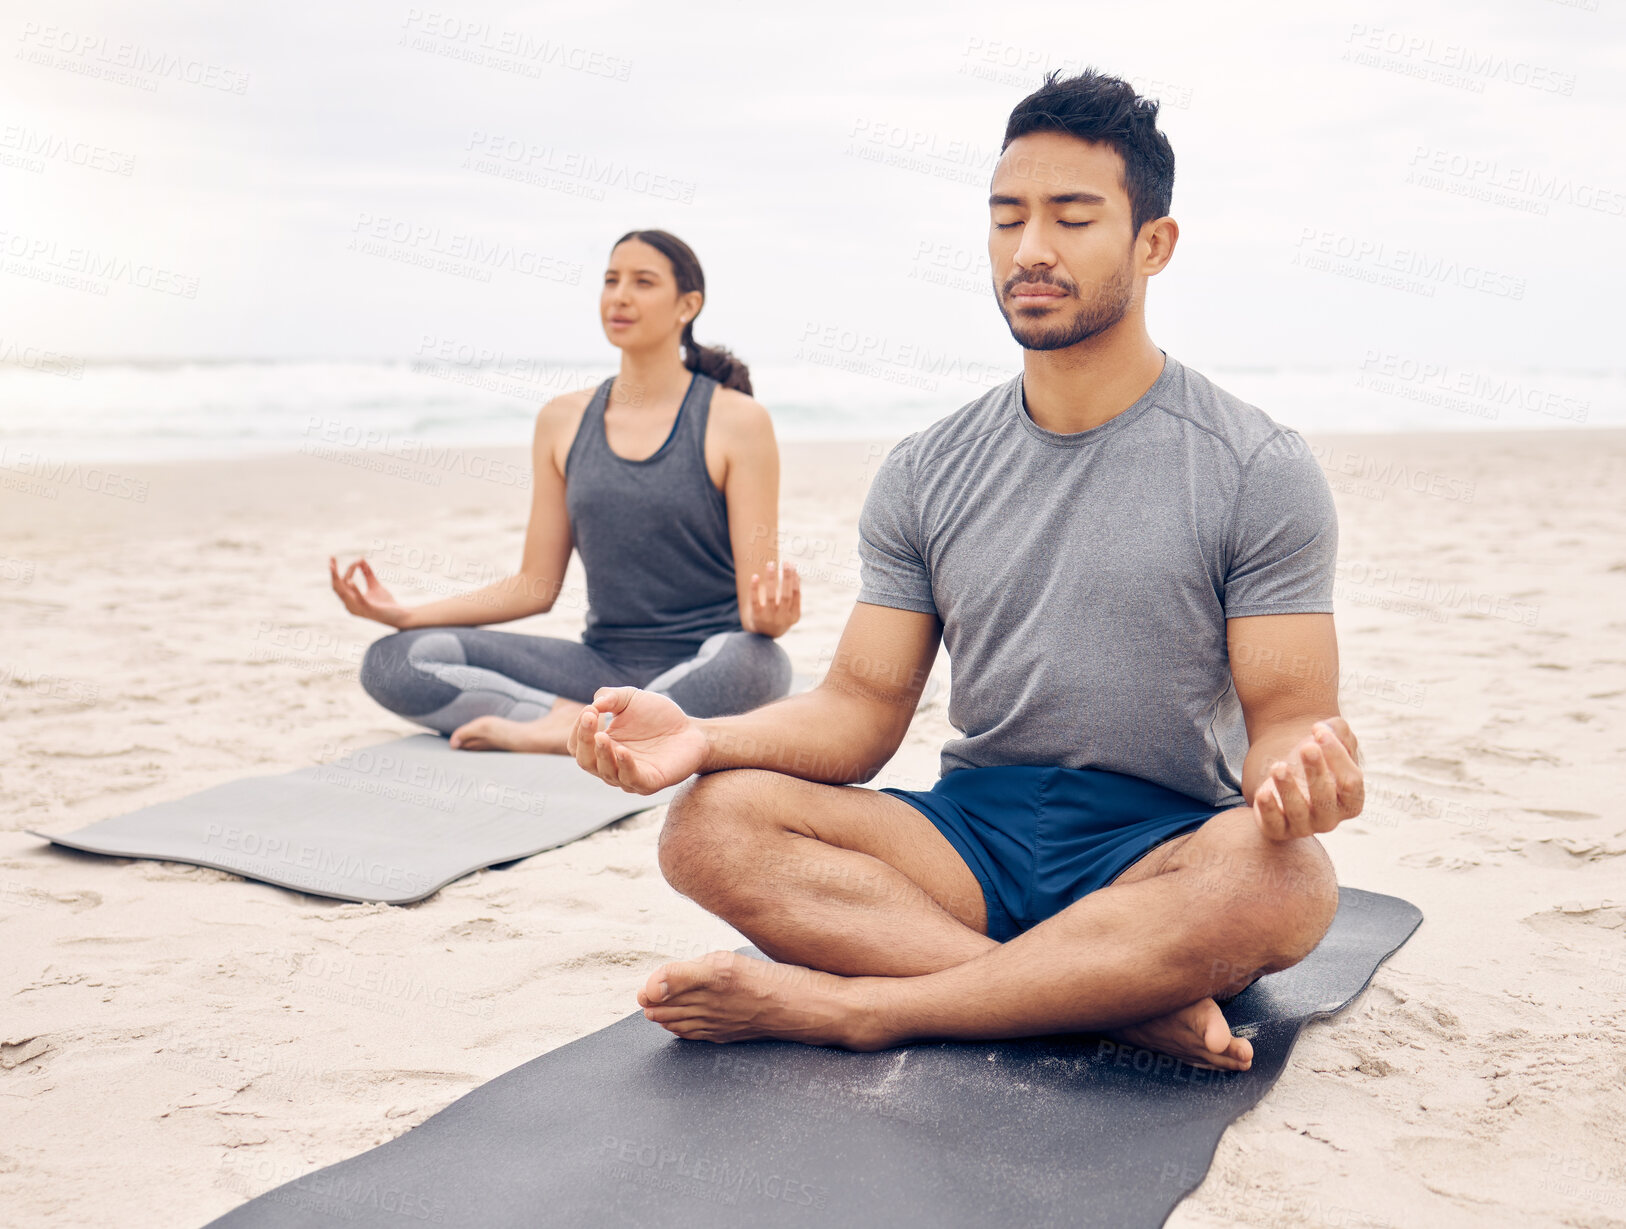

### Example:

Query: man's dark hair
xmin=1002 ymin=69 xmax=1176 ymax=239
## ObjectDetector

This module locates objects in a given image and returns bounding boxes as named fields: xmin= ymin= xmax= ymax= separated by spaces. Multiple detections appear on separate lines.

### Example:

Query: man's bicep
xmin=1227 ymin=612 xmax=1341 ymax=732
xmin=1223 ymin=432 xmax=1337 ymax=617
xmin=821 ymin=601 xmax=943 ymax=719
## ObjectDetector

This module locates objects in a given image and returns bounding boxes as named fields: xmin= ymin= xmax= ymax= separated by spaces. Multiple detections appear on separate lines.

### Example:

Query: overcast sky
xmin=2 ymin=0 xmax=1621 ymax=374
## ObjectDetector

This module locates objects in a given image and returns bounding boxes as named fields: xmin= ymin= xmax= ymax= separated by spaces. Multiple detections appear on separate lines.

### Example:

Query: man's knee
xmin=1248 ymin=840 xmax=1338 ymax=973
xmin=657 ymin=769 xmax=787 ymax=899
xmin=1184 ymin=811 xmax=1339 ymax=973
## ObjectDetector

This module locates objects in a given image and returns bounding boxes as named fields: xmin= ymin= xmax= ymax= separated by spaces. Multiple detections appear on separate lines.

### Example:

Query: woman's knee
xmin=755 ymin=634 xmax=794 ymax=700
xmin=359 ymin=631 xmax=406 ymax=699
xmin=711 ymin=632 xmax=793 ymax=713
xmin=358 ymin=628 xmax=456 ymax=712
xmin=645 ymin=631 xmax=791 ymax=718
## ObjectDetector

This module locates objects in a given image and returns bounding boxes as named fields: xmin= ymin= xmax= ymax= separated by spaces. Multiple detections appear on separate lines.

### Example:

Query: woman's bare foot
xmin=638 ymin=951 xmax=885 ymax=1050
xmin=1104 ymin=997 xmax=1253 ymax=1071
xmin=449 ymin=715 xmax=561 ymax=753
xmin=449 ymin=701 xmax=584 ymax=753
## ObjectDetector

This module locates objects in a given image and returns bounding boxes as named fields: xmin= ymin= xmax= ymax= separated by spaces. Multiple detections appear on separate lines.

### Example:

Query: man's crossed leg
xmin=637 ymin=767 xmax=1338 ymax=1070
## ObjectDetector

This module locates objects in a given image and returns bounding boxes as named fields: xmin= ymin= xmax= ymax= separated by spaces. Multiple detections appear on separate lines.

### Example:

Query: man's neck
xmin=1020 ymin=330 xmax=1167 ymax=435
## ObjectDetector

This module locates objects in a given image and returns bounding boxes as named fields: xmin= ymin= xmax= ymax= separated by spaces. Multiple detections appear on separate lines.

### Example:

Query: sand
xmin=2 ymin=428 xmax=1624 ymax=1227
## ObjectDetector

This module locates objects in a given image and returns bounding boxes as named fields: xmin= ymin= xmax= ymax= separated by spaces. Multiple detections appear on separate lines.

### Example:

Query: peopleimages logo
xmin=1292 ymin=228 xmax=1525 ymax=300
xmin=1342 ymin=24 xmax=1577 ymax=96
xmin=0 ymin=125 xmax=136 ymax=176
xmin=1355 ymin=351 xmax=1589 ymax=423
xmin=0 ymin=229 xmax=200 ymax=298
xmin=348 ymin=212 xmax=583 ymax=285
xmin=400 ymin=9 xmax=631 ymax=81
xmin=1406 ymin=146 xmax=1625 ymax=218
xmin=463 ymin=132 xmax=695 ymax=202
xmin=1309 ymin=442 xmax=1476 ymax=504
xmin=16 ymin=23 xmax=252 ymax=93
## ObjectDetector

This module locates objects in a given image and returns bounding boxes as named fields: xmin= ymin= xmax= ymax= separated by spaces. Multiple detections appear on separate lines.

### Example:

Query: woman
xmin=330 ymin=229 xmax=800 ymax=754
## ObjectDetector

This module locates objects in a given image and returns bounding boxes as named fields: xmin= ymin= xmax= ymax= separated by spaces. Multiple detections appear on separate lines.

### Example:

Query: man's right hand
xmin=568 ymin=687 xmax=707 ymax=794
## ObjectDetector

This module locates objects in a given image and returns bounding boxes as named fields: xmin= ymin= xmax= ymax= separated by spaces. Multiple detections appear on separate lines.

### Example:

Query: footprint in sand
xmin=1520 ymin=901 xmax=1626 ymax=937
xmin=591 ymin=864 xmax=648 ymax=879
xmin=0 ymin=1036 xmax=55 ymax=1072
xmin=558 ymin=949 xmax=651 ymax=972
xmin=1402 ymin=755 xmax=1472 ymax=783
xmin=1514 ymin=836 xmax=1626 ymax=869
xmin=436 ymin=917 xmax=525 ymax=942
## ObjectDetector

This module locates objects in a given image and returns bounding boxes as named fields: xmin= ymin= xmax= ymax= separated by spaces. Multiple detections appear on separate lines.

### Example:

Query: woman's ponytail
xmin=679 ymin=322 xmax=753 ymax=394
xmin=614 ymin=228 xmax=753 ymax=395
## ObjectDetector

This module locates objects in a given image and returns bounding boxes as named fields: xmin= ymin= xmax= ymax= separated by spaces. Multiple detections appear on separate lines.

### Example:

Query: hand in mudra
xmin=745 ymin=559 xmax=801 ymax=638
xmin=567 ymin=686 xmax=707 ymax=794
xmin=1252 ymin=718 xmax=1364 ymax=840
xmin=329 ymin=556 xmax=410 ymax=628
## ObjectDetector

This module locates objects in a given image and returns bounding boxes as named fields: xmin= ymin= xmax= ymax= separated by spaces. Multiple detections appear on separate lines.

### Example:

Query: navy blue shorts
xmin=879 ymin=766 xmax=1228 ymax=943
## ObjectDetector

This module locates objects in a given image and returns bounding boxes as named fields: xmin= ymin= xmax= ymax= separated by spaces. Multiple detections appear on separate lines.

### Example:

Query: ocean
xmin=0 ymin=355 xmax=1615 ymax=464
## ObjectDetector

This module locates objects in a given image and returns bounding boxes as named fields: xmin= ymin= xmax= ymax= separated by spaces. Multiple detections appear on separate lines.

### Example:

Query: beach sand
xmin=2 ymin=428 xmax=1624 ymax=1227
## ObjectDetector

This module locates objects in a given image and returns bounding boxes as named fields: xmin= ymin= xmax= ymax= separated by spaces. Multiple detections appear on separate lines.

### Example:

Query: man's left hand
xmin=1252 ymin=718 xmax=1364 ymax=840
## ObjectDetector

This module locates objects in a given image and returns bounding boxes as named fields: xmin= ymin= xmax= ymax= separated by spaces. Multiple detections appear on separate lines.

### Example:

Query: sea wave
xmin=0 ymin=357 xmax=1616 ymax=462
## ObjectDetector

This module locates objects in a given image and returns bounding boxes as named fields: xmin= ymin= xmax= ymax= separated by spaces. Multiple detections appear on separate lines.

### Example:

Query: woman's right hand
xmin=329 ymin=556 xmax=412 ymax=628
xmin=568 ymin=687 xmax=707 ymax=794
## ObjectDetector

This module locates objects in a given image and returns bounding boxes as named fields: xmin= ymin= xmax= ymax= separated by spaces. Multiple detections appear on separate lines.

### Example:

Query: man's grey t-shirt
xmin=857 ymin=353 xmax=1337 ymax=809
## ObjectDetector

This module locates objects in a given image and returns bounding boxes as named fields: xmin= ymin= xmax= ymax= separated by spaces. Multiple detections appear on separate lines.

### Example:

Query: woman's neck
xmin=615 ymin=343 xmax=694 ymax=410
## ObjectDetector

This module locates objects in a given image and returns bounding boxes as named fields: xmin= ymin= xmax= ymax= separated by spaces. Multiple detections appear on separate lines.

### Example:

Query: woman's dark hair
xmin=611 ymin=229 xmax=752 ymax=394
xmin=1002 ymin=69 xmax=1176 ymax=240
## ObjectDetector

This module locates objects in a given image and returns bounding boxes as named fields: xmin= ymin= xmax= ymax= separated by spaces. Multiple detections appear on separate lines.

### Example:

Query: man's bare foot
xmin=449 ymin=715 xmax=562 ymax=753
xmin=1104 ymin=997 xmax=1253 ymax=1072
xmin=638 ymin=951 xmax=885 ymax=1050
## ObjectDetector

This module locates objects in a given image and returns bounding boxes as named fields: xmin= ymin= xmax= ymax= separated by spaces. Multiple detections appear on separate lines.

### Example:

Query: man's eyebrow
xmin=988 ymin=191 xmax=1109 ymax=207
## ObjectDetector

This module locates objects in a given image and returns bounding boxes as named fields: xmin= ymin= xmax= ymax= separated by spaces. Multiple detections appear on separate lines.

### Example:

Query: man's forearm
xmin=696 ymin=685 xmax=906 ymax=784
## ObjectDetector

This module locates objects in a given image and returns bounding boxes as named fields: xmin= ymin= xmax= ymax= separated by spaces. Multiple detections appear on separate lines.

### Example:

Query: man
xmin=566 ymin=69 xmax=1361 ymax=1071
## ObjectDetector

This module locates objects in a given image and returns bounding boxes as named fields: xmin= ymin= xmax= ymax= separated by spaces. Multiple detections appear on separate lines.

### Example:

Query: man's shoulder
xmin=1155 ymin=358 xmax=1303 ymax=468
xmin=887 ymin=376 xmax=1022 ymax=473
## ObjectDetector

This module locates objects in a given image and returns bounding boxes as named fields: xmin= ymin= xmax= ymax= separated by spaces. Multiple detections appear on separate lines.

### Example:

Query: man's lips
xmin=1008 ymin=284 xmax=1066 ymax=301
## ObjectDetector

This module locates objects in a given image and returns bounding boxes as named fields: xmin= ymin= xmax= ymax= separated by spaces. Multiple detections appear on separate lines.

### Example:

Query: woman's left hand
xmin=744 ymin=559 xmax=801 ymax=638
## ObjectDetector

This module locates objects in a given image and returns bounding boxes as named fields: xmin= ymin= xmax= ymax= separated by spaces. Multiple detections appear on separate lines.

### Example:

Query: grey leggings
xmin=358 ymin=627 xmax=793 ymax=735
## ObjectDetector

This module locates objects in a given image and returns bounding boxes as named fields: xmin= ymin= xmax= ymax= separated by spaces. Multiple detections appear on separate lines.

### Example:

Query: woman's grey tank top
xmin=564 ymin=371 xmax=742 ymax=663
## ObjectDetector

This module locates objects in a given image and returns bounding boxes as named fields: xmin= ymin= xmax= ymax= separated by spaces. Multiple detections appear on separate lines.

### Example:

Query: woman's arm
xmin=333 ymin=395 xmax=580 ymax=630
xmin=712 ymin=388 xmax=799 ymax=638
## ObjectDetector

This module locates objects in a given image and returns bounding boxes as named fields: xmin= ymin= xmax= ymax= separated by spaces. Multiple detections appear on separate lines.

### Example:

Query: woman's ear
xmin=678 ymin=289 xmax=703 ymax=324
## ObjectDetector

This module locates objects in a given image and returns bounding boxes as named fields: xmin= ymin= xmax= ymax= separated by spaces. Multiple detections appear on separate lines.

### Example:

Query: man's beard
xmin=995 ymin=261 xmax=1135 ymax=352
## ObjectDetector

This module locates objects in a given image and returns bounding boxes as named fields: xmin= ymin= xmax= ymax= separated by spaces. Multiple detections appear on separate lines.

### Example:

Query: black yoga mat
xmin=202 ymin=886 xmax=1421 ymax=1228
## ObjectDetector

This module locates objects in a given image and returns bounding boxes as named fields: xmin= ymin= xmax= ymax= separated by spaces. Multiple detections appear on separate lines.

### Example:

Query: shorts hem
xmin=877 ymin=786 xmax=1020 ymax=943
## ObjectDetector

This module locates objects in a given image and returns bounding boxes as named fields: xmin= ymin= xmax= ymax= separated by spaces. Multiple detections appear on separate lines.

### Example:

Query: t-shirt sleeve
xmin=1222 ymin=430 xmax=1338 ymax=617
xmin=856 ymin=435 xmax=938 ymax=615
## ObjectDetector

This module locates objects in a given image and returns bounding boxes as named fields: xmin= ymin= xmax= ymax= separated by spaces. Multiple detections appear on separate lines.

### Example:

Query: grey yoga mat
xmin=30 ymin=734 xmax=679 ymax=905
xmin=203 ymin=886 xmax=1421 ymax=1228
xmin=28 ymin=671 xmax=939 ymax=905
